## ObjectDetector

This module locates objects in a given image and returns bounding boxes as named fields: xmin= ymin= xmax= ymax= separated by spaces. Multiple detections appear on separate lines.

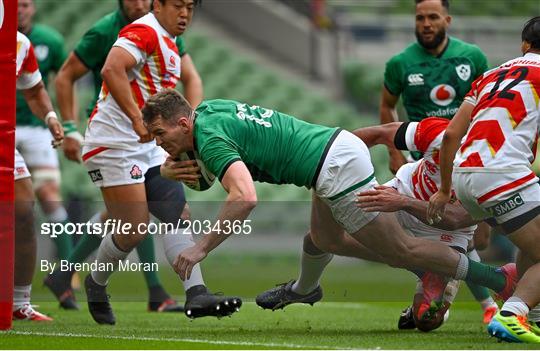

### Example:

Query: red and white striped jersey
xmin=85 ymin=12 xmax=181 ymax=149
xmin=455 ymin=52 xmax=540 ymax=176
xmin=16 ymin=31 xmax=41 ymax=90
xmin=395 ymin=117 xmax=449 ymax=201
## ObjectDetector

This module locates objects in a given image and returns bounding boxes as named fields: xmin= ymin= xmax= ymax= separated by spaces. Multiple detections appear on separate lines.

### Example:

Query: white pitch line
xmin=5 ymin=330 xmax=354 ymax=350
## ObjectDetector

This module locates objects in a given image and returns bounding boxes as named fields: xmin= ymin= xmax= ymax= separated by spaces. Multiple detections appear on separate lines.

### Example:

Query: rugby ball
xmin=177 ymin=150 xmax=216 ymax=191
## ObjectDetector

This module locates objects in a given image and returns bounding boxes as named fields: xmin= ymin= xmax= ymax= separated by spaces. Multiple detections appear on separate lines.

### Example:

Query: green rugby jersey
xmin=194 ymin=99 xmax=340 ymax=188
xmin=384 ymin=36 xmax=488 ymax=122
xmin=16 ymin=24 xmax=66 ymax=127
xmin=74 ymin=10 xmax=187 ymax=117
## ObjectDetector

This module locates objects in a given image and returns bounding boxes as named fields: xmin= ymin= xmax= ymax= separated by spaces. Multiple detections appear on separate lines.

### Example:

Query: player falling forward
xmin=429 ymin=17 xmax=540 ymax=343
xmin=143 ymin=90 xmax=516 ymax=324
xmin=13 ymin=31 xmax=64 ymax=321
xmin=355 ymin=117 xmax=500 ymax=330
xmin=81 ymin=0 xmax=240 ymax=325
xmin=256 ymin=117 xmax=509 ymax=332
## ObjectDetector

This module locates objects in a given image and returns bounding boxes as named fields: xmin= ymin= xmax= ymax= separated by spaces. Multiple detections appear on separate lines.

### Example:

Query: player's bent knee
xmin=31 ymin=169 xmax=61 ymax=191
xmin=303 ymin=233 xmax=326 ymax=255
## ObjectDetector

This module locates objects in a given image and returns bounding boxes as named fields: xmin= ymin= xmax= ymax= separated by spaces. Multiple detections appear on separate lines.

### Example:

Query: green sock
xmin=465 ymin=259 xmax=506 ymax=292
xmin=136 ymin=235 xmax=161 ymax=288
xmin=466 ymin=281 xmax=492 ymax=301
xmin=68 ymin=231 xmax=101 ymax=264
xmin=51 ymin=220 xmax=73 ymax=260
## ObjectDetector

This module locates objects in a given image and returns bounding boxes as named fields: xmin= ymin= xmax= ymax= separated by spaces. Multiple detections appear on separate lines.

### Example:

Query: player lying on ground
xmin=46 ymin=0 xmax=202 ymax=313
xmin=13 ymin=31 xmax=64 ymax=321
xmin=428 ymin=16 xmax=540 ymax=343
xmin=79 ymin=0 xmax=240 ymax=325
xmin=356 ymin=117 xmax=499 ymax=330
xmin=144 ymin=90 xmax=516 ymax=327
xmin=256 ymin=117 xmax=505 ymax=332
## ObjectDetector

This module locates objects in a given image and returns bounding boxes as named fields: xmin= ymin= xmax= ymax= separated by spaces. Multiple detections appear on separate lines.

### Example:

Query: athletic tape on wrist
xmin=44 ymin=111 xmax=58 ymax=124
xmin=62 ymin=120 xmax=84 ymax=143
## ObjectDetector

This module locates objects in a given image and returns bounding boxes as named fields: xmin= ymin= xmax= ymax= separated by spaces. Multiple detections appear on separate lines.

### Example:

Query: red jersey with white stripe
xmin=455 ymin=52 xmax=540 ymax=176
xmin=84 ymin=13 xmax=181 ymax=149
xmin=16 ymin=31 xmax=42 ymax=90
xmin=396 ymin=117 xmax=449 ymax=201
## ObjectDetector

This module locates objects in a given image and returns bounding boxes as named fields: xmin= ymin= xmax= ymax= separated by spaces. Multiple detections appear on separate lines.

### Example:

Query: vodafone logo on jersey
xmin=430 ymin=84 xmax=456 ymax=106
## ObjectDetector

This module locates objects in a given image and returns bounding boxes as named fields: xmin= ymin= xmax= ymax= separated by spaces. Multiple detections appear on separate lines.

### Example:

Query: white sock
xmin=13 ymin=285 xmax=31 ymax=311
xmin=91 ymin=233 xmax=129 ymax=286
xmin=47 ymin=206 xmax=68 ymax=223
xmin=162 ymin=228 xmax=205 ymax=291
xmin=528 ymin=304 xmax=540 ymax=322
xmin=291 ymin=251 xmax=333 ymax=295
xmin=454 ymin=252 xmax=469 ymax=280
xmin=467 ymin=249 xmax=481 ymax=262
xmin=480 ymin=297 xmax=498 ymax=310
xmin=502 ymin=296 xmax=530 ymax=317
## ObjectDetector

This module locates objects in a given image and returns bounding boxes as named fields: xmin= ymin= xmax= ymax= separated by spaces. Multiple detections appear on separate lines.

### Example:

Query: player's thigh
xmin=349 ymin=212 xmax=412 ymax=261
xmin=14 ymin=177 xmax=34 ymax=216
xmin=310 ymin=192 xmax=345 ymax=251
xmin=508 ymin=214 xmax=540 ymax=262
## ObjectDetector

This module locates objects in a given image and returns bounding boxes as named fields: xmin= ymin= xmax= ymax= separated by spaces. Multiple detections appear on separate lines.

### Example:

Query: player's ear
xmin=445 ymin=14 xmax=452 ymax=26
xmin=522 ymin=41 xmax=531 ymax=54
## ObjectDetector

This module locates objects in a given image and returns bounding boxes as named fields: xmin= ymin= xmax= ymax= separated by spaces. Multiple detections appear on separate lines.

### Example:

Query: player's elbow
xmin=100 ymin=63 xmax=117 ymax=83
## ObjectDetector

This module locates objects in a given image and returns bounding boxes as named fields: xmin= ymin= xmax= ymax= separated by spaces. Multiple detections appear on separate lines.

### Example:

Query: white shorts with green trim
xmin=315 ymin=130 xmax=379 ymax=234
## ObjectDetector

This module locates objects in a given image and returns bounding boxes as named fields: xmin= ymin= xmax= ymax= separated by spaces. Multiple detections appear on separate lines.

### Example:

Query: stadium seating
xmin=34 ymin=0 xmax=391 ymax=201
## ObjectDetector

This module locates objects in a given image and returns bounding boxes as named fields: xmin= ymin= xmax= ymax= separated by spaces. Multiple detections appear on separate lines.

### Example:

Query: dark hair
xmin=522 ymin=16 xmax=540 ymax=50
xmin=151 ymin=0 xmax=202 ymax=10
xmin=415 ymin=0 xmax=449 ymax=12
xmin=142 ymin=89 xmax=193 ymax=125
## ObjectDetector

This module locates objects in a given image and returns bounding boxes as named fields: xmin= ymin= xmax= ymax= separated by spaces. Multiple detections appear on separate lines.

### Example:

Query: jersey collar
xmin=523 ymin=52 xmax=540 ymax=61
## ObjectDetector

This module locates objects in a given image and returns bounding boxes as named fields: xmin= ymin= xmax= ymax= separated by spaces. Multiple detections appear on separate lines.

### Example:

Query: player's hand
xmin=173 ymin=245 xmax=207 ymax=281
xmin=160 ymin=156 xmax=201 ymax=184
xmin=427 ymin=190 xmax=451 ymax=225
xmin=63 ymin=137 xmax=82 ymax=163
xmin=356 ymin=185 xmax=405 ymax=212
xmin=389 ymin=150 xmax=407 ymax=174
xmin=133 ymin=118 xmax=153 ymax=143
xmin=47 ymin=118 xmax=64 ymax=148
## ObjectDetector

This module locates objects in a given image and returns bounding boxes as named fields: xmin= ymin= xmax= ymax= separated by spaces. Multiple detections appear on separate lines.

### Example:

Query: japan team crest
xmin=456 ymin=64 xmax=471 ymax=81
xmin=130 ymin=165 xmax=143 ymax=179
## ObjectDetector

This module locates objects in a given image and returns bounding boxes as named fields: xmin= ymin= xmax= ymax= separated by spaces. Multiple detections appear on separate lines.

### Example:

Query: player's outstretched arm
xmin=352 ymin=122 xmax=403 ymax=148
xmin=174 ymin=161 xmax=257 ymax=280
xmin=428 ymin=102 xmax=474 ymax=221
xmin=55 ymin=52 xmax=88 ymax=162
xmin=380 ymin=86 xmax=407 ymax=174
xmin=357 ymin=185 xmax=478 ymax=230
xmin=101 ymin=47 xmax=151 ymax=142
xmin=179 ymin=53 xmax=203 ymax=108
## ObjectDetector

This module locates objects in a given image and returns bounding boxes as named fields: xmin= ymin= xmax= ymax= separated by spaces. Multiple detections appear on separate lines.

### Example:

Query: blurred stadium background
xmin=33 ymin=0 xmax=539 ymax=299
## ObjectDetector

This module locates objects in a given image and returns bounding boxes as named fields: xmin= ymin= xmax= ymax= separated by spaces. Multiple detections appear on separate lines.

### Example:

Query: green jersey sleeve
xmin=383 ymin=55 xmax=403 ymax=96
xmin=198 ymin=133 xmax=242 ymax=180
xmin=176 ymin=36 xmax=186 ymax=56
xmin=74 ymin=27 xmax=109 ymax=70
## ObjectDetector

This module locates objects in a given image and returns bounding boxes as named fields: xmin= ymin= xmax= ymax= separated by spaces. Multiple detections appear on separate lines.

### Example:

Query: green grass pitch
xmin=1 ymin=254 xmax=535 ymax=349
